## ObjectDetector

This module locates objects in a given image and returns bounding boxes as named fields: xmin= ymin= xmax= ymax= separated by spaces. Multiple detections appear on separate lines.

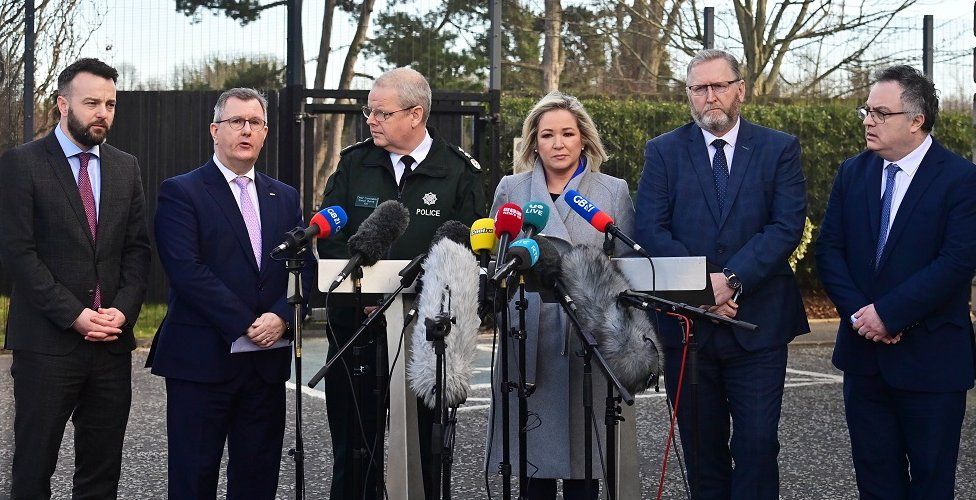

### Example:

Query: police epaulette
xmin=340 ymin=138 xmax=374 ymax=155
xmin=450 ymin=145 xmax=482 ymax=171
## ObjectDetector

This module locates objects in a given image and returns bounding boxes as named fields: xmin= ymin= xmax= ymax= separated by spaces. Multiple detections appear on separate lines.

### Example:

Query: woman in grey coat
xmin=485 ymin=91 xmax=636 ymax=500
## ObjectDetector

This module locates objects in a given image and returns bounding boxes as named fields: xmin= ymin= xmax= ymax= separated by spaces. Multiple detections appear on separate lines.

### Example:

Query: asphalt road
xmin=2 ymin=326 xmax=976 ymax=499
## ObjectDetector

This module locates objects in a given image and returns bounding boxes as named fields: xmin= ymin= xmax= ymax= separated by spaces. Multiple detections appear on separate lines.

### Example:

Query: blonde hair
xmin=513 ymin=91 xmax=608 ymax=174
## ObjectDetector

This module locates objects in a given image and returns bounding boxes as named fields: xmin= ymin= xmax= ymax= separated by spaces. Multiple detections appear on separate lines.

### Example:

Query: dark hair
xmin=872 ymin=65 xmax=938 ymax=133
xmin=57 ymin=58 xmax=119 ymax=96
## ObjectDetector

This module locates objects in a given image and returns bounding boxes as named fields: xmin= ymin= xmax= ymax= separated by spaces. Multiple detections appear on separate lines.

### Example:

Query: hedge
xmin=497 ymin=96 xmax=975 ymax=288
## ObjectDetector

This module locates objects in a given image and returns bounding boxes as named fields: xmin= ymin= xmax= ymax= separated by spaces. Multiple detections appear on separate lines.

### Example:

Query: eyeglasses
xmin=687 ymin=79 xmax=742 ymax=96
xmin=856 ymin=105 xmax=908 ymax=124
xmin=214 ymin=117 xmax=267 ymax=130
xmin=362 ymin=105 xmax=416 ymax=122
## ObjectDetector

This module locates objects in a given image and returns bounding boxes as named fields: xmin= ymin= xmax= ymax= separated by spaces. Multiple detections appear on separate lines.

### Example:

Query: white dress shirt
xmin=701 ymin=118 xmax=742 ymax=173
xmin=390 ymin=131 xmax=433 ymax=184
xmin=213 ymin=154 xmax=261 ymax=220
xmin=881 ymin=134 xmax=932 ymax=234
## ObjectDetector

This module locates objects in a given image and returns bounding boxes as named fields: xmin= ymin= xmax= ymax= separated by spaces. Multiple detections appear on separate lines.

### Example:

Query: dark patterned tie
xmin=876 ymin=163 xmax=901 ymax=268
xmin=398 ymin=155 xmax=415 ymax=190
xmin=77 ymin=152 xmax=101 ymax=308
xmin=711 ymin=139 xmax=729 ymax=213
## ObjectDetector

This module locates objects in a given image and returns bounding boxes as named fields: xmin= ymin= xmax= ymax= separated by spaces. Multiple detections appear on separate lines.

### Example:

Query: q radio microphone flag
xmin=329 ymin=200 xmax=410 ymax=291
xmin=407 ymin=237 xmax=481 ymax=408
xmin=553 ymin=242 xmax=661 ymax=394
xmin=564 ymin=189 xmax=649 ymax=257
xmin=521 ymin=201 xmax=549 ymax=239
xmin=490 ymin=238 xmax=540 ymax=283
xmin=270 ymin=205 xmax=348 ymax=258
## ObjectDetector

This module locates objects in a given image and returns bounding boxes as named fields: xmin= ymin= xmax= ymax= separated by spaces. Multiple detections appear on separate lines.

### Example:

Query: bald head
xmin=373 ymin=67 xmax=432 ymax=122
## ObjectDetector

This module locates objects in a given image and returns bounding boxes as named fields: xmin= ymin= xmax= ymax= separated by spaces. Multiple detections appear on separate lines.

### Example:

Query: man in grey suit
xmin=0 ymin=58 xmax=151 ymax=499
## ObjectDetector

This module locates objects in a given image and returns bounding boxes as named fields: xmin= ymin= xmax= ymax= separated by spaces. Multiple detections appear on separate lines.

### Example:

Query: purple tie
xmin=77 ymin=152 xmax=101 ymax=308
xmin=234 ymin=176 xmax=262 ymax=268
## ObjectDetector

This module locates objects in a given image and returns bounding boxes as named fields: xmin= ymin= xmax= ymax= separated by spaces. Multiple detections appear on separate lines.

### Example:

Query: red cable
xmin=656 ymin=312 xmax=692 ymax=500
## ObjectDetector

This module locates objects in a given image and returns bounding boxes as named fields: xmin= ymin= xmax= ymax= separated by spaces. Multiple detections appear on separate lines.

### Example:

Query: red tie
xmin=77 ymin=152 xmax=101 ymax=308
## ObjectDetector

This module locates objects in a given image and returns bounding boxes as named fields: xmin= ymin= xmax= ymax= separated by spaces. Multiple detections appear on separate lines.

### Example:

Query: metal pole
xmin=286 ymin=0 xmax=303 ymax=87
xmin=704 ymin=7 xmax=715 ymax=49
xmin=23 ymin=0 xmax=35 ymax=143
xmin=923 ymin=14 xmax=933 ymax=79
xmin=488 ymin=0 xmax=502 ymax=186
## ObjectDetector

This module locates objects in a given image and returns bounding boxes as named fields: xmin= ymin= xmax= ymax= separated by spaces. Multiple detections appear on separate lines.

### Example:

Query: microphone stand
xmin=283 ymin=245 xmax=309 ymax=499
xmin=617 ymin=290 xmax=757 ymax=499
xmin=352 ymin=266 xmax=366 ymax=500
xmin=548 ymin=282 xmax=635 ymax=500
xmin=426 ymin=286 xmax=455 ymax=500
xmin=514 ymin=275 xmax=534 ymax=500
xmin=497 ymin=275 xmax=513 ymax=500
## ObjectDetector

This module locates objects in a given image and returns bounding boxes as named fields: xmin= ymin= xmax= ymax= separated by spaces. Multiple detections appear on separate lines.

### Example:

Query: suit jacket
xmin=0 ymin=131 xmax=151 ymax=354
xmin=149 ymin=160 xmax=307 ymax=384
xmin=817 ymin=139 xmax=976 ymax=392
xmin=486 ymin=164 xmax=635 ymax=478
xmin=635 ymin=119 xmax=809 ymax=350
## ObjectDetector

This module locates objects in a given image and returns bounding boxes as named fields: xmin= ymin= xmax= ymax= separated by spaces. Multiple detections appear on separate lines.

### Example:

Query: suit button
xmin=87 ymin=289 xmax=95 ymax=295
xmin=717 ymin=246 xmax=725 ymax=254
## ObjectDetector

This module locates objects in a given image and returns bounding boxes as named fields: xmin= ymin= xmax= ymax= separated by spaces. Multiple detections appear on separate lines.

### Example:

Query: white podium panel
xmin=317 ymin=259 xmax=421 ymax=500
xmin=614 ymin=256 xmax=707 ymax=292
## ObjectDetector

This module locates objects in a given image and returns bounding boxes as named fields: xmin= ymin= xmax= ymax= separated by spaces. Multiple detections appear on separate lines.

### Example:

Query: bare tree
xmin=1 ymin=0 xmax=103 ymax=152
xmin=313 ymin=0 xmax=376 ymax=206
xmin=608 ymin=0 xmax=688 ymax=93
xmin=541 ymin=0 xmax=564 ymax=92
xmin=730 ymin=0 xmax=917 ymax=96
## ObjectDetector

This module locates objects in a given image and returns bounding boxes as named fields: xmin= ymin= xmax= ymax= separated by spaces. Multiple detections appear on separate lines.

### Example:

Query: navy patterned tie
xmin=711 ymin=139 xmax=729 ymax=213
xmin=876 ymin=163 xmax=901 ymax=268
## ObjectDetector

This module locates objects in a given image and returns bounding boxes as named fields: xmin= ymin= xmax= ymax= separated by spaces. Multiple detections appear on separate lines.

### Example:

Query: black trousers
xmin=10 ymin=342 xmax=132 ymax=500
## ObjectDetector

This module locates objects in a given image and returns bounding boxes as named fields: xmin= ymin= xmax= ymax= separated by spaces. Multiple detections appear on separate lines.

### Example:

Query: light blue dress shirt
xmin=54 ymin=124 xmax=101 ymax=218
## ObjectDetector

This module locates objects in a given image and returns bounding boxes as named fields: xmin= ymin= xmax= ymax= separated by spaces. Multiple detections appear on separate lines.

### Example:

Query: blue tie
xmin=876 ymin=163 xmax=901 ymax=268
xmin=711 ymin=139 xmax=729 ymax=213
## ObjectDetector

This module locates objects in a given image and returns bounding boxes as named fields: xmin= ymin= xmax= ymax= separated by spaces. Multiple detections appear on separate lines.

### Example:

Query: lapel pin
xmin=269 ymin=192 xmax=276 ymax=196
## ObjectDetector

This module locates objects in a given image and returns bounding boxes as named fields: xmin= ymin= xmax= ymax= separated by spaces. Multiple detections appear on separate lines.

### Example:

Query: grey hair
xmin=871 ymin=65 xmax=939 ymax=133
xmin=213 ymin=88 xmax=269 ymax=123
xmin=373 ymin=67 xmax=432 ymax=122
xmin=513 ymin=91 xmax=608 ymax=174
xmin=686 ymin=49 xmax=743 ymax=82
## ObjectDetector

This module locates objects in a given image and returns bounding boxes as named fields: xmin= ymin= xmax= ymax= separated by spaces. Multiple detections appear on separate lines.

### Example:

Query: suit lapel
xmin=876 ymin=141 xmax=944 ymax=271
xmin=255 ymin=173 xmax=278 ymax=278
xmin=686 ymin=125 xmax=722 ymax=225
xmin=44 ymin=133 xmax=94 ymax=249
xmin=95 ymin=148 xmax=123 ymax=258
xmin=719 ymin=120 xmax=756 ymax=228
xmin=530 ymin=162 xmax=572 ymax=244
xmin=864 ymin=154 xmax=884 ymax=254
xmin=203 ymin=162 xmax=260 ymax=274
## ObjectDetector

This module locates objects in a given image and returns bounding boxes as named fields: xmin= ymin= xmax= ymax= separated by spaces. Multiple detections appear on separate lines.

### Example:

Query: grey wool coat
xmin=485 ymin=161 xmax=636 ymax=480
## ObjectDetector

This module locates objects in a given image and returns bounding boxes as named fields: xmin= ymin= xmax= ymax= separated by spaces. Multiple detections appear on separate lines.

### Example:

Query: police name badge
xmin=355 ymin=195 xmax=380 ymax=208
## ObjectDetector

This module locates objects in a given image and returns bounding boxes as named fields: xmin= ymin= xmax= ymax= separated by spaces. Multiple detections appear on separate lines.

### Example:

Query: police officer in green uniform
xmin=317 ymin=67 xmax=484 ymax=500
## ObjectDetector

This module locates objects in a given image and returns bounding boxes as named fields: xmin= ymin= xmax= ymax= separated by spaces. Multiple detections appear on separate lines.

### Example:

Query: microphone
xmin=521 ymin=201 xmax=549 ymax=239
xmin=493 ymin=203 xmax=524 ymax=269
xmin=470 ymin=218 xmax=496 ymax=317
xmin=490 ymin=238 xmax=540 ymax=283
xmin=543 ymin=240 xmax=660 ymax=394
xmin=270 ymin=206 xmax=348 ymax=258
xmin=564 ymin=189 xmax=649 ymax=257
xmin=408 ymin=237 xmax=481 ymax=408
xmin=329 ymin=200 xmax=410 ymax=292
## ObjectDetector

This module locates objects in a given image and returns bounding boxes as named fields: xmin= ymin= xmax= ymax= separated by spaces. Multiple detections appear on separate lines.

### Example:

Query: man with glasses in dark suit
xmin=0 ymin=58 xmax=151 ymax=499
xmin=818 ymin=65 xmax=976 ymax=499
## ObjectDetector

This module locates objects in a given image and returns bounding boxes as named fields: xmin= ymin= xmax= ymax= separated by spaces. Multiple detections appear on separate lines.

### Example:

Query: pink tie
xmin=77 ymin=152 xmax=101 ymax=308
xmin=234 ymin=176 xmax=262 ymax=268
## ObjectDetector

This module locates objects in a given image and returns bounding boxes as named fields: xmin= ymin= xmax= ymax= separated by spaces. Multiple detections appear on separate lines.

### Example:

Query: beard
xmin=690 ymin=98 xmax=741 ymax=134
xmin=67 ymin=107 xmax=111 ymax=148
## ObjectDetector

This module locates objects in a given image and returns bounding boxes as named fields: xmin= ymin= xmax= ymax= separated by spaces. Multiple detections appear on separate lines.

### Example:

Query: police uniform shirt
xmin=390 ymin=131 xmax=433 ymax=184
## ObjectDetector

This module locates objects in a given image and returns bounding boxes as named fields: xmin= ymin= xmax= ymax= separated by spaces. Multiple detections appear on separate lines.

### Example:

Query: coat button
xmin=87 ymin=289 xmax=95 ymax=295
xmin=716 ymin=246 xmax=725 ymax=254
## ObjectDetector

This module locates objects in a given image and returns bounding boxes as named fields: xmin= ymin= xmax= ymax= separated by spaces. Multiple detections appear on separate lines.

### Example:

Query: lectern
xmin=317 ymin=259 xmax=423 ymax=500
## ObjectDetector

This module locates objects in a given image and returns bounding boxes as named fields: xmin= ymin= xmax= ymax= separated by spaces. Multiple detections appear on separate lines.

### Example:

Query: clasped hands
xmin=73 ymin=307 xmax=126 ymax=342
xmin=247 ymin=312 xmax=286 ymax=348
xmin=703 ymin=272 xmax=739 ymax=319
xmin=852 ymin=303 xmax=902 ymax=345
